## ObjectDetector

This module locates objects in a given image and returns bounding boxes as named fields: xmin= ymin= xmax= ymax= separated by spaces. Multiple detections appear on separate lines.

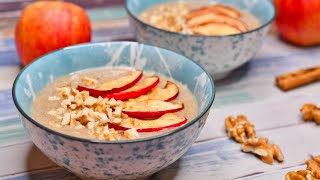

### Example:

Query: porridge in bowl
xmin=140 ymin=2 xmax=260 ymax=35
xmin=32 ymin=67 xmax=198 ymax=141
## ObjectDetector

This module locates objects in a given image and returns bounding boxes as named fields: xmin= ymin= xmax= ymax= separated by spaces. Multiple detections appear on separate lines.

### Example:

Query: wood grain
xmin=154 ymin=124 xmax=320 ymax=180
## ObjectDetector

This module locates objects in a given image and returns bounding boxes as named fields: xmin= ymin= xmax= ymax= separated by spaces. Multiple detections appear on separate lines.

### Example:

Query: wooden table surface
xmin=0 ymin=1 xmax=320 ymax=180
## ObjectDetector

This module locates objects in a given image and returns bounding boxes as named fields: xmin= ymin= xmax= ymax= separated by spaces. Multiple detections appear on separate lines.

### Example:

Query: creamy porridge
xmin=32 ymin=68 xmax=198 ymax=141
xmin=140 ymin=2 xmax=260 ymax=35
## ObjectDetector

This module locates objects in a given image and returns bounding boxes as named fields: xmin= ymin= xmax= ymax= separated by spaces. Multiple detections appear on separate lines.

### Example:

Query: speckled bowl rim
xmin=12 ymin=41 xmax=215 ymax=144
xmin=125 ymin=0 xmax=275 ymax=38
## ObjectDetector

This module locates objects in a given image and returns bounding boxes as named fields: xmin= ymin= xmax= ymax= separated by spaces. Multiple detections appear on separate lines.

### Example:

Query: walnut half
xmin=240 ymin=137 xmax=284 ymax=164
xmin=285 ymin=156 xmax=320 ymax=180
xmin=306 ymin=156 xmax=320 ymax=179
xmin=301 ymin=103 xmax=320 ymax=124
xmin=224 ymin=115 xmax=256 ymax=143
xmin=285 ymin=170 xmax=318 ymax=180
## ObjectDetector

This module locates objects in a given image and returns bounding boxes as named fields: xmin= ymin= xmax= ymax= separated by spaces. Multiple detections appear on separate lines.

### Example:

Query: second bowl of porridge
xmin=126 ymin=0 xmax=275 ymax=80
xmin=12 ymin=42 xmax=214 ymax=179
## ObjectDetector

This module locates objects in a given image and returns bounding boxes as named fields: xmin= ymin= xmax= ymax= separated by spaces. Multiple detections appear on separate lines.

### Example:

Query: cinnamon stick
xmin=276 ymin=66 xmax=320 ymax=91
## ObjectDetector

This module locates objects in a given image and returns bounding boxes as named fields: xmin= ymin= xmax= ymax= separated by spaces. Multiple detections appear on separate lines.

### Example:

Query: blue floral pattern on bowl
xmin=126 ymin=0 xmax=275 ymax=80
xmin=13 ymin=42 xmax=214 ymax=179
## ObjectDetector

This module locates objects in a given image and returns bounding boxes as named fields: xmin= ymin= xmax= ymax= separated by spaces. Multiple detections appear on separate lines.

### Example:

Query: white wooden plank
xmin=0 ymin=142 xmax=56 ymax=177
xmin=198 ymin=93 xmax=320 ymax=142
xmin=154 ymin=123 xmax=320 ymax=180
xmin=0 ymin=167 xmax=78 ymax=180
xmin=255 ymin=30 xmax=320 ymax=59
xmin=0 ymin=66 xmax=20 ymax=90
xmin=238 ymin=165 xmax=305 ymax=180
xmin=214 ymin=62 xmax=320 ymax=109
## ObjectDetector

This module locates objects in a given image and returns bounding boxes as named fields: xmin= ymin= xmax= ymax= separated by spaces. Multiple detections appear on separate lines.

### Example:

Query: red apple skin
xmin=123 ymin=101 xmax=184 ymax=119
xmin=123 ymin=106 xmax=184 ymax=119
xmin=103 ymin=77 xmax=160 ymax=101
xmin=15 ymin=1 xmax=91 ymax=65
xmin=77 ymin=71 xmax=143 ymax=97
xmin=108 ymin=115 xmax=188 ymax=132
xmin=134 ymin=81 xmax=179 ymax=102
xmin=109 ymin=119 xmax=187 ymax=132
xmin=274 ymin=0 xmax=320 ymax=46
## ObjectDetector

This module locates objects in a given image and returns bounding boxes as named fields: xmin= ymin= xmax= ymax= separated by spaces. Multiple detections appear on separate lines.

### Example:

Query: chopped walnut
xmin=95 ymin=125 xmax=108 ymax=140
xmin=104 ymin=128 xmax=122 ymax=141
xmin=301 ymin=103 xmax=320 ymax=124
xmin=71 ymin=88 xmax=80 ymax=96
xmin=84 ymin=96 xmax=98 ymax=106
xmin=285 ymin=156 xmax=320 ymax=180
xmin=112 ymin=118 xmax=122 ymax=124
xmin=108 ymin=98 xmax=122 ymax=107
xmin=306 ymin=156 xmax=320 ymax=179
xmin=70 ymin=104 xmax=77 ymax=110
xmin=74 ymin=92 xmax=85 ymax=107
xmin=75 ymin=122 xmax=85 ymax=129
xmin=224 ymin=115 xmax=256 ymax=143
xmin=140 ymin=3 xmax=189 ymax=33
xmin=107 ymin=108 xmax=113 ymax=120
xmin=122 ymin=113 xmax=129 ymax=119
xmin=240 ymin=137 xmax=284 ymax=164
xmin=114 ymin=106 xmax=122 ymax=118
xmin=69 ymin=118 xmax=77 ymax=128
xmin=285 ymin=170 xmax=318 ymax=180
xmin=124 ymin=128 xmax=140 ymax=140
xmin=100 ymin=114 xmax=109 ymax=125
xmin=57 ymin=87 xmax=71 ymax=97
xmin=61 ymin=113 xmax=71 ymax=125
xmin=87 ymin=121 xmax=97 ymax=129
xmin=61 ymin=95 xmax=74 ymax=109
xmin=47 ymin=83 xmax=138 ymax=141
xmin=133 ymin=118 xmax=140 ymax=128
xmin=81 ymin=76 xmax=98 ymax=87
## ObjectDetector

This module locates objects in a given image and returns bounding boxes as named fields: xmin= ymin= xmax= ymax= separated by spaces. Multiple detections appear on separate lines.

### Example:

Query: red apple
xmin=109 ymin=113 xmax=187 ymax=132
xmin=103 ymin=76 xmax=160 ymax=100
xmin=15 ymin=1 xmax=91 ymax=65
xmin=77 ymin=71 xmax=143 ymax=97
xmin=274 ymin=0 xmax=320 ymax=46
xmin=123 ymin=100 xmax=184 ymax=119
xmin=133 ymin=81 xmax=179 ymax=102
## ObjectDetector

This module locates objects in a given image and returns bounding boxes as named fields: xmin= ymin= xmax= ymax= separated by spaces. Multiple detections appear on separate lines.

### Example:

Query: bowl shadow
xmin=215 ymin=61 xmax=251 ymax=86
xmin=149 ymin=159 xmax=181 ymax=180
xmin=25 ymin=144 xmax=79 ymax=179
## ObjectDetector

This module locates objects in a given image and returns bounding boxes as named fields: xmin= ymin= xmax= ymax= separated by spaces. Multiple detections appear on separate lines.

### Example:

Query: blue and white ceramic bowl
xmin=126 ymin=0 xmax=275 ymax=80
xmin=13 ymin=42 xmax=214 ymax=179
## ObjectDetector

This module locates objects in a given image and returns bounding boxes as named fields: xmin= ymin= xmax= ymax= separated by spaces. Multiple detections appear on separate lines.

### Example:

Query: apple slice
xmin=133 ymin=81 xmax=179 ymax=101
xmin=185 ymin=5 xmax=241 ymax=21
xmin=77 ymin=71 xmax=142 ymax=97
xmin=108 ymin=113 xmax=188 ymax=132
xmin=185 ymin=7 xmax=218 ymax=21
xmin=185 ymin=4 xmax=248 ymax=33
xmin=103 ymin=76 xmax=160 ymax=100
xmin=123 ymin=100 xmax=184 ymax=119
xmin=186 ymin=11 xmax=247 ymax=32
xmin=208 ymin=4 xmax=241 ymax=19
xmin=191 ymin=22 xmax=242 ymax=36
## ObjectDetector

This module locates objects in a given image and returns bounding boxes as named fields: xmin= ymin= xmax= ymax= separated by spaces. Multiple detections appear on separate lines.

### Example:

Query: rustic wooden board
xmin=154 ymin=123 xmax=320 ymax=180
xmin=238 ymin=165 xmax=306 ymax=180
